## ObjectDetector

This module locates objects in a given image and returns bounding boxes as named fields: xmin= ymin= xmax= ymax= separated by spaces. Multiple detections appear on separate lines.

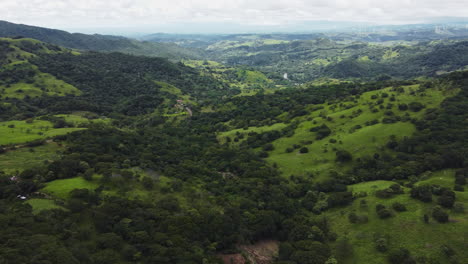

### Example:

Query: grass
xmin=54 ymin=114 xmax=111 ymax=125
xmin=267 ymin=84 xmax=457 ymax=179
xmin=0 ymin=38 xmax=80 ymax=100
xmin=219 ymin=84 xmax=458 ymax=180
xmin=217 ymin=123 xmax=288 ymax=145
xmin=42 ymin=176 xmax=101 ymax=199
xmin=0 ymin=72 xmax=81 ymax=99
xmin=0 ymin=120 xmax=85 ymax=145
xmin=267 ymin=122 xmax=416 ymax=180
xmin=323 ymin=173 xmax=468 ymax=264
xmin=0 ymin=143 xmax=62 ymax=173
xmin=25 ymin=198 xmax=65 ymax=214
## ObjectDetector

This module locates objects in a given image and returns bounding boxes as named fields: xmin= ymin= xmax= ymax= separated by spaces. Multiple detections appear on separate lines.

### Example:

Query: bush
xmin=310 ymin=124 xmax=331 ymax=139
xmin=388 ymin=248 xmax=413 ymax=264
xmin=142 ymin=177 xmax=154 ymax=190
xmin=376 ymin=204 xmax=392 ymax=219
xmin=299 ymin=147 xmax=309 ymax=154
xmin=410 ymin=185 xmax=432 ymax=202
xmin=408 ymin=102 xmax=424 ymax=112
xmin=398 ymin=104 xmax=408 ymax=111
xmin=263 ymin=143 xmax=274 ymax=151
xmin=357 ymin=215 xmax=369 ymax=224
xmin=438 ymin=190 xmax=455 ymax=208
xmin=432 ymin=206 xmax=449 ymax=223
xmin=336 ymin=150 xmax=352 ymax=162
xmin=392 ymin=202 xmax=407 ymax=212
xmin=375 ymin=237 xmax=388 ymax=252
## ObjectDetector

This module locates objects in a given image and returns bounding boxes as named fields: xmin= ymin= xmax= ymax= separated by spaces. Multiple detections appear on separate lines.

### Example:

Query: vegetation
xmin=0 ymin=27 xmax=467 ymax=264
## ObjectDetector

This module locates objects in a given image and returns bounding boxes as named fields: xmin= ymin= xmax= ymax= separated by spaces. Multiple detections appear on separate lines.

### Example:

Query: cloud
xmin=1 ymin=0 xmax=467 ymax=32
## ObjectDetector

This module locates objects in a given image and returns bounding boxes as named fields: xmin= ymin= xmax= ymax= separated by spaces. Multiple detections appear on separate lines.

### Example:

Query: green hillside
xmin=325 ymin=173 xmax=468 ymax=264
xmin=0 ymin=20 xmax=202 ymax=60
xmin=0 ymin=32 xmax=467 ymax=264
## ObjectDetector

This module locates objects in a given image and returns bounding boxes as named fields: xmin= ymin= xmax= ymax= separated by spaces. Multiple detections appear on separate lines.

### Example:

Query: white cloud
xmin=1 ymin=0 xmax=467 ymax=32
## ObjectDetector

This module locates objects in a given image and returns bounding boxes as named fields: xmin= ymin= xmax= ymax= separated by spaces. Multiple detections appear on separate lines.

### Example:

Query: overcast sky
xmin=1 ymin=0 xmax=467 ymax=34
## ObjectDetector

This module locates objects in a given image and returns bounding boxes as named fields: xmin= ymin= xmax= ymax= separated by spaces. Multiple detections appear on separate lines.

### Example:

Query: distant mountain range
xmin=0 ymin=20 xmax=202 ymax=60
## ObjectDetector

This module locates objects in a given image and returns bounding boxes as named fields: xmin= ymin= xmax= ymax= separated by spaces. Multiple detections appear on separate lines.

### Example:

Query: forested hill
xmin=0 ymin=20 xmax=202 ymax=60
xmin=0 ymin=37 xmax=230 ymax=118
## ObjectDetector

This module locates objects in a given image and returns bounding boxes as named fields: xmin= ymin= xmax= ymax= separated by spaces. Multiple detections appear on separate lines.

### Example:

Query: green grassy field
xmin=228 ymin=84 xmax=457 ymax=179
xmin=41 ymin=176 xmax=101 ymax=199
xmin=0 ymin=143 xmax=62 ymax=173
xmin=182 ymin=60 xmax=278 ymax=97
xmin=216 ymin=84 xmax=458 ymax=180
xmin=0 ymin=72 xmax=81 ymax=99
xmin=54 ymin=114 xmax=111 ymax=126
xmin=217 ymin=123 xmax=287 ymax=145
xmin=0 ymin=120 xmax=85 ymax=145
xmin=324 ymin=173 xmax=468 ymax=264
xmin=25 ymin=198 xmax=65 ymax=214
xmin=0 ymin=38 xmax=81 ymax=99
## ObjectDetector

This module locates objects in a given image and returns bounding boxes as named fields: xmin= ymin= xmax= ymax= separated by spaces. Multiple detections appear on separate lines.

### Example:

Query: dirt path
xmin=218 ymin=240 xmax=279 ymax=264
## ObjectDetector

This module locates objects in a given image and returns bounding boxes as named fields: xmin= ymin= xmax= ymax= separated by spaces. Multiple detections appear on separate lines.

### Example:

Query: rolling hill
xmin=0 ymin=20 xmax=202 ymax=60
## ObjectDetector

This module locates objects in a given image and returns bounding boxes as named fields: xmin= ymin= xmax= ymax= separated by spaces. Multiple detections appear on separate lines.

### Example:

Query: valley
xmin=0 ymin=20 xmax=467 ymax=264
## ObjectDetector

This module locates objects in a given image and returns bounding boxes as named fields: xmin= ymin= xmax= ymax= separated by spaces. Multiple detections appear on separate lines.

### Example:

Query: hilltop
xmin=0 ymin=20 xmax=202 ymax=60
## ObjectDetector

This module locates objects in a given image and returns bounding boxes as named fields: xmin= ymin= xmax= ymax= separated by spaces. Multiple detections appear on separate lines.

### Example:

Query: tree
xmin=392 ymin=202 xmax=407 ymax=212
xmin=279 ymin=242 xmax=294 ymax=260
xmin=388 ymin=248 xmax=413 ymax=264
xmin=432 ymin=206 xmax=449 ymax=223
xmin=410 ymin=185 xmax=432 ymax=202
xmin=423 ymin=214 xmax=429 ymax=223
xmin=375 ymin=237 xmax=388 ymax=252
xmin=438 ymin=190 xmax=455 ymax=208
xmin=376 ymin=204 xmax=392 ymax=219
xmin=142 ymin=177 xmax=154 ymax=190
xmin=263 ymin=143 xmax=274 ymax=151
xmin=299 ymin=147 xmax=309 ymax=154
xmin=336 ymin=150 xmax=352 ymax=162
xmin=348 ymin=212 xmax=358 ymax=223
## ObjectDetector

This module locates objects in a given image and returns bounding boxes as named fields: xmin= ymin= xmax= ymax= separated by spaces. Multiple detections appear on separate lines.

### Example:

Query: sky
xmin=1 ymin=0 xmax=467 ymax=34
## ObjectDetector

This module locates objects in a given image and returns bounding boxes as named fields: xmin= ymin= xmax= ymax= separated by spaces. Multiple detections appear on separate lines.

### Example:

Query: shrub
xmin=388 ymin=248 xmax=413 ymax=264
xmin=375 ymin=237 xmax=388 ymax=252
xmin=310 ymin=124 xmax=331 ymax=139
xmin=299 ymin=147 xmax=309 ymax=154
xmin=408 ymin=102 xmax=424 ymax=112
xmin=398 ymin=104 xmax=408 ymax=111
xmin=438 ymin=190 xmax=455 ymax=208
xmin=376 ymin=204 xmax=392 ymax=219
xmin=357 ymin=215 xmax=369 ymax=224
xmin=336 ymin=150 xmax=352 ymax=162
xmin=410 ymin=185 xmax=432 ymax=202
xmin=348 ymin=212 xmax=358 ymax=223
xmin=263 ymin=143 xmax=274 ymax=151
xmin=432 ymin=206 xmax=449 ymax=223
xmin=392 ymin=202 xmax=407 ymax=212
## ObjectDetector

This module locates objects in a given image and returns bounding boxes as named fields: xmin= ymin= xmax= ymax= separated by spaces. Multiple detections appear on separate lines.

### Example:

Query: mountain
xmin=0 ymin=20 xmax=203 ymax=60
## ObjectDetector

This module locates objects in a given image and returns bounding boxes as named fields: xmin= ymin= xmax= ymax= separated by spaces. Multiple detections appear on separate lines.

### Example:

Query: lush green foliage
xmin=0 ymin=31 xmax=467 ymax=264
